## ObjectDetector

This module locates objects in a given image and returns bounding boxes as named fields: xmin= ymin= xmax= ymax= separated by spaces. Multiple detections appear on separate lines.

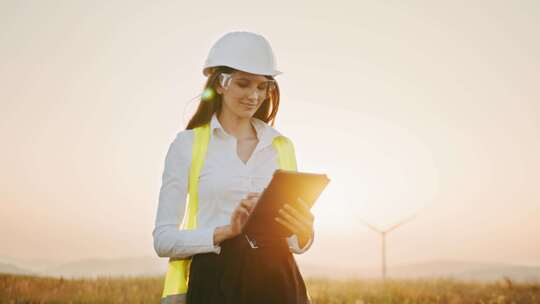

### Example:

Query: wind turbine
xmin=359 ymin=213 xmax=418 ymax=281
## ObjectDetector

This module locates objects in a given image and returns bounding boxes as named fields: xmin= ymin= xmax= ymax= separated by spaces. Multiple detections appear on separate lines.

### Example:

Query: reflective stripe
xmin=162 ymin=124 xmax=210 ymax=298
xmin=160 ymin=123 xmax=298 ymax=300
xmin=185 ymin=124 xmax=211 ymax=230
xmin=160 ymin=293 xmax=186 ymax=304
xmin=272 ymin=136 xmax=312 ymax=303
xmin=272 ymin=136 xmax=297 ymax=171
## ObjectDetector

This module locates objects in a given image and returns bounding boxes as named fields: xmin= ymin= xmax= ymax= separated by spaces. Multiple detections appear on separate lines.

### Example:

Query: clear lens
xmin=219 ymin=73 xmax=232 ymax=90
xmin=219 ymin=72 xmax=275 ymax=100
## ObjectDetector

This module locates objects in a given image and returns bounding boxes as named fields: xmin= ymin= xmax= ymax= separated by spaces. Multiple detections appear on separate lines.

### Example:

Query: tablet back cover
xmin=243 ymin=169 xmax=330 ymax=238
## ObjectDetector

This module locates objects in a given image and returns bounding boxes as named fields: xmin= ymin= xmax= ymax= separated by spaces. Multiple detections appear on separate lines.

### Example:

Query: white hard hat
xmin=203 ymin=31 xmax=282 ymax=77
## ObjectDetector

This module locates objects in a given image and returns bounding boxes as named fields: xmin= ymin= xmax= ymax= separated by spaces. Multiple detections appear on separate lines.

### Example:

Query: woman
xmin=153 ymin=31 xmax=315 ymax=304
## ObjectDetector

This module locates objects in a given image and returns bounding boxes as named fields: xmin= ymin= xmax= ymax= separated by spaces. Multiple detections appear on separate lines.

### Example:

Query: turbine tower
xmin=359 ymin=213 xmax=417 ymax=282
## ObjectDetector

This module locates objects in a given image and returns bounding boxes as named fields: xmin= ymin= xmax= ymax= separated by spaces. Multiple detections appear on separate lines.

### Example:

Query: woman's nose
xmin=247 ymin=89 xmax=260 ymax=101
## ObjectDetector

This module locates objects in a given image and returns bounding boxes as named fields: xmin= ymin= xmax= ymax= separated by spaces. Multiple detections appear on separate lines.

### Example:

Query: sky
xmin=1 ymin=0 xmax=539 ymax=271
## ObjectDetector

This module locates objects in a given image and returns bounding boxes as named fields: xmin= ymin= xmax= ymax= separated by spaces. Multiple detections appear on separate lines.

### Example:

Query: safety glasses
xmin=218 ymin=73 xmax=276 ymax=99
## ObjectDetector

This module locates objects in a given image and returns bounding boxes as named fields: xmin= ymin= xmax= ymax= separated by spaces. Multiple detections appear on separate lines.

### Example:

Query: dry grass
xmin=305 ymin=277 xmax=540 ymax=304
xmin=1 ymin=273 xmax=539 ymax=304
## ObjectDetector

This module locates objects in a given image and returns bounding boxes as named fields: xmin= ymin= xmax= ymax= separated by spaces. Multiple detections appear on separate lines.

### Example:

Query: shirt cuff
xmin=199 ymin=226 xmax=221 ymax=255
xmin=287 ymin=231 xmax=314 ymax=254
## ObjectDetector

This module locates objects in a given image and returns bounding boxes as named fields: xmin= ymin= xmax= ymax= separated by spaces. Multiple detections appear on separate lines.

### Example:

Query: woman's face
xmin=216 ymin=70 xmax=273 ymax=119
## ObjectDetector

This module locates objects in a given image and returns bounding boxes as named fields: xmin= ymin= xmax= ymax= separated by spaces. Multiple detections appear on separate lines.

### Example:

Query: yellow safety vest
xmin=160 ymin=123 xmax=298 ymax=304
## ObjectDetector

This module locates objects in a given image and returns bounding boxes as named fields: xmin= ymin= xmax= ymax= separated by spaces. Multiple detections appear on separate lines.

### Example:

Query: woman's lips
xmin=240 ymin=102 xmax=257 ymax=109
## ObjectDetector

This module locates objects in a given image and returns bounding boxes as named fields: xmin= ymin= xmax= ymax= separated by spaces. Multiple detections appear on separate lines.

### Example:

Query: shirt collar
xmin=210 ymin=113 xmax=282 ymax=149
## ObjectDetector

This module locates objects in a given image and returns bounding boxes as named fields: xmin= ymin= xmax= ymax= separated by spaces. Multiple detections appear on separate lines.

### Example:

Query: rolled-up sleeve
xmin=152 ymin=132 xmax=221 ymax=259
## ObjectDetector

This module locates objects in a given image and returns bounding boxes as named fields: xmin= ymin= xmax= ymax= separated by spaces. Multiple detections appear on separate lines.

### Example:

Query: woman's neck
xmin=217 ymin=111 xmax=256 ymax=140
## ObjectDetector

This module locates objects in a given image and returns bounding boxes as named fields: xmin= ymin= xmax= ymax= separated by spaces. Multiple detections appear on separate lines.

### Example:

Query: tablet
xmin=243 ymin=169 xmax=330 ymax=238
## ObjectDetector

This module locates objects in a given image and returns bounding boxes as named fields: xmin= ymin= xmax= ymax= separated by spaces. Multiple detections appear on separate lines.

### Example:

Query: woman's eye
xmin=235 ymin=82 xmax=269 ymax=90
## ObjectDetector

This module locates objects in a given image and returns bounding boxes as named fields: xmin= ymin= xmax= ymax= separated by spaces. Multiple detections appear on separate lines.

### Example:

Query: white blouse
xmin=152 ymin=113 xmax=314 ymax=259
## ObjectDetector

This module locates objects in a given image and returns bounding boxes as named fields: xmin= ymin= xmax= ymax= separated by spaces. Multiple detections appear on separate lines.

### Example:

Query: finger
xmin=248 ymin=196 xmax=259 ymax=205
xmin=296 ymin=198 xmax=311 ymax=212
xmin=233 ymin=210 xmax=248 ymax=228
xmin=275 ymin=214 xmax=310 ymax=236
xmin=240 ymin=199 xmax=255 ymax=211
xmin=284 ymin=204 xmax=313 ymax=223
xmin=246 ymin=192 xmax=260 ymax=199
xmin=297 ymin=198 xmax=314 ymax=221
xmin=275 ymin=216 xmax=297 ymax=234
xmin=240 ymin=205 xmax=251 ymax=214
xmin=234 ymin=206 xmax=251 ymax=217
xmin=284 ymin=204 xmax=311 ymax=223
xmin=278 ymin=208 xmax=311 ymax=234
xmin=295 ymin=198 xmax=313 ymax=220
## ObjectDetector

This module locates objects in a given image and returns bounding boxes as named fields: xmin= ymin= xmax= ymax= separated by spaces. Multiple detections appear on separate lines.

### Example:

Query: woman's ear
xmin=214 ymin=83 xmax=223 ymax=95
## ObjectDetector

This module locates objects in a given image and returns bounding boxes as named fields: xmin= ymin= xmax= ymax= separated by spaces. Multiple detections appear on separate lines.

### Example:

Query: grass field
xmin=1 ymin=273 xmax=539 ymax=303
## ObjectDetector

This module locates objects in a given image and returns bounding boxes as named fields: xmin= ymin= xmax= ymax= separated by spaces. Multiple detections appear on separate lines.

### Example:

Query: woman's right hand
xmin=213 ymin=192 xmax=260 ymax=245
xmin=229 ymin=192 xmax=259 ymax=237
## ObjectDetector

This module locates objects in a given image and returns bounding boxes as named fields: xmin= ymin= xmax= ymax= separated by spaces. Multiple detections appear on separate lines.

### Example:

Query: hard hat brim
xmin=203 ymin=66 xmax=282 ymax=77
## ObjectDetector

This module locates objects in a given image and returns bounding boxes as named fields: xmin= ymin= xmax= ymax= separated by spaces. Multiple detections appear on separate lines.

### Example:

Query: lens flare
xmin=201 ymin=88 xmax=215 ymax=101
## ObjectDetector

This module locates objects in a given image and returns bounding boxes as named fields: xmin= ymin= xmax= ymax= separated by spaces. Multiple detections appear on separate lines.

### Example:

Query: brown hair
xmin=185 ymin=66 xmax=280 ymax=130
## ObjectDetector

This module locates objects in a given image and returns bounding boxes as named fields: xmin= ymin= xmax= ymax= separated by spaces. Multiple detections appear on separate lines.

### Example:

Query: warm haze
xmin=1 ymin=1 xmax=539 ymax=277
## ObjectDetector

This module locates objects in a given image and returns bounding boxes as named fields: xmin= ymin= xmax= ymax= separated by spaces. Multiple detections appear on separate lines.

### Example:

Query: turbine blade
xmin=358 ymin=218 xmax=382 ymax=233
xmin=384 ymin=213 xmax=418 ymax=233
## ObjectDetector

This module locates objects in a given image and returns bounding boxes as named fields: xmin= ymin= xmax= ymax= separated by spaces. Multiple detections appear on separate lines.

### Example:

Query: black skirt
xmin=186 ymin=234 xmax=310 ymax=304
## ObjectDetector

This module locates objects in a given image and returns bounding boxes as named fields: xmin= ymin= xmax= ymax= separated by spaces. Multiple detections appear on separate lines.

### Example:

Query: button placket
xmin=247 ymin=161 xmax=261 ymax=193
xmin=248 ymin=175 xmax=257 ymax=193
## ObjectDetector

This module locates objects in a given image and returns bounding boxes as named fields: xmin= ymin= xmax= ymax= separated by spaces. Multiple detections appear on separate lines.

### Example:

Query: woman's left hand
xmin=275 ymin=198 xmax=314 ymax=249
